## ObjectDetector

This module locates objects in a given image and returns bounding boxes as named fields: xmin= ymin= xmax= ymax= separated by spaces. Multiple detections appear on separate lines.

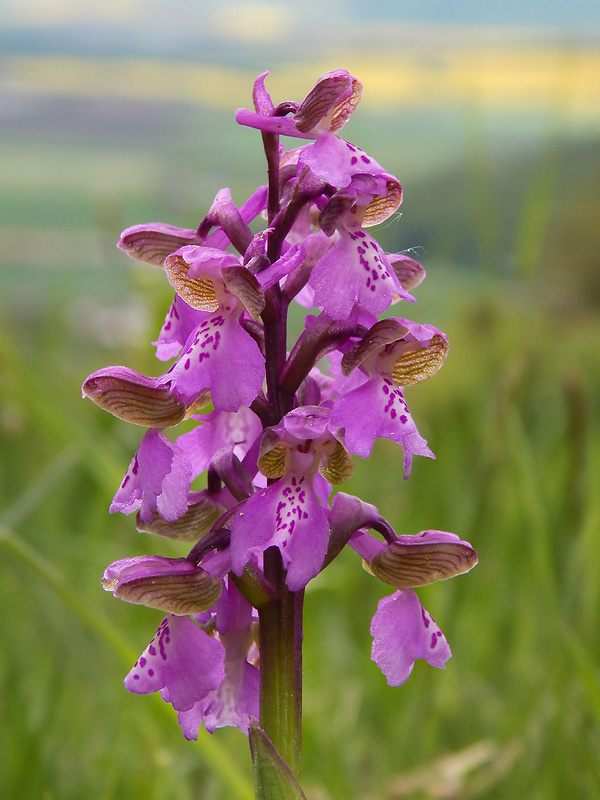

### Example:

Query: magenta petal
xmin=176 ymin=408 xmax=262 ymax=478
xmin=299 ymin=131 xmax=387 ymax=188
xmin=177 ymin=660 xmax=259 ymax=739
xmin=235 ymin=108 xmax=314 ymax=139
xmin=256 ymin=243 xmax=306 ymax=291
xmin=238 ymin=184 xmax=269 ymax=224
xmin=154 ymin=295 xmax=208 ymax=362
xmin=103 ymin=554 xmax=199 ymax=586
xmin=348 ymin=529 xmax=386 ymax=562
xmin=202 ymin=660 xmax=260 ymax=735
xmin=310 ymin=228 xmax=407 ymax=320
xmin=252 ymin=71 xmax=274 ymax=114
xmin=168 ymin=311 xmax=265 ymax=412
xmin=124 ymin=615 xmax=225 ymax=711
xmin=230 ymin=475 xmax=329 ymax=590
xmin=396 ymin=530 xmax=475 ymax=549
xmin=330 ymin=374 xmax=433 ymax=476
xmin=117 ymin=222 xmax=201 ymax=265
xmin=110 ymin=429 xmax=192 ymax=522
xmin=176 ymin=581 xmax=260 ymax=738
xmin=170 ymin=244 xmax=240 ymax=281
xmin=83 ymin=365 xmax=161 ymax=392
xmin=280 ymin=405 xmax=331 ymax=442
xmin=370 ymin=590 xmax=451 ymax=686
xmin=176 ymin=700 xmax=207 ymax=740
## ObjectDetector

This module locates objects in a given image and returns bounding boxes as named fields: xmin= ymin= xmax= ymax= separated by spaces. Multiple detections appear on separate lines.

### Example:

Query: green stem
xmin=258 ymin=548 xmax=304 ymax=780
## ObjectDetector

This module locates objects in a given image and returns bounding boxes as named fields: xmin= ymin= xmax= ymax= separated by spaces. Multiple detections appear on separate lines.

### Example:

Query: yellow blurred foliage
xmin=3 ymin=46 xmax=600 ymax=118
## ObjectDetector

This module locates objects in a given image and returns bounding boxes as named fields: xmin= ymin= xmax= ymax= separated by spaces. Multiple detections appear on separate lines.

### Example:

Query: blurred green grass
xmin=1 ymin=96 xmax=600 ymax=800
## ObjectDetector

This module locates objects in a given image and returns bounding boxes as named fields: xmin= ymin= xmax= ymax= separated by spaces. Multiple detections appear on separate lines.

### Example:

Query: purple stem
xmin=255 ymin=126 xmax=304 ymax=781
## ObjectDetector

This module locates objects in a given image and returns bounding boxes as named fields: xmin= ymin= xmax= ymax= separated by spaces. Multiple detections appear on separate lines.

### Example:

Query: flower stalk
xmin=259 ymin=549 xmax=304 ymax=779
xmin=84 ymin=69 xmax=478 ymax=798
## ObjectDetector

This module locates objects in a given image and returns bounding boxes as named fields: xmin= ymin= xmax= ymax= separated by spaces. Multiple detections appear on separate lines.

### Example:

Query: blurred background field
xmin=1 ymin=1 xmax=600 ymax=798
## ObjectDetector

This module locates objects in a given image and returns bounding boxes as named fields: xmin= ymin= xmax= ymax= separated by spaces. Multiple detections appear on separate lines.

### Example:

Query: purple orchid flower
xmin=308 ymin=222 xmax=413 ymax=320
xmin=155 ymin=294 xmax=208 ymax=362
xmin=160 ymin=245 xmax=266 ymax=412
xmin=329 ymin=318 xmax=449 ymax=476
xmin=105 ymin=553 xmax=260 ymax=738
xmin=111 ymin=429 xmax=192 ymax=523
xmin=229 ymin=457 xmax=330 ymax=592
xmin=178 ymin=580 xmax=260 ymax=738
xmin=229 ymin=407 xmax=344 ymax=591
xmin=176 ymin=407 xmax=263 ymax=481
xmin=85 ymin=70 xmax=477 ymax=778
xmin=334 ymin=503 xmax=477 ymax=686
xmin=370 ymin=590 xmax=452 ymax=686
xmin=236 ymin=70 xmax=362 ymax=140
xmin=125 ymin=614 xmax=226 ymax=722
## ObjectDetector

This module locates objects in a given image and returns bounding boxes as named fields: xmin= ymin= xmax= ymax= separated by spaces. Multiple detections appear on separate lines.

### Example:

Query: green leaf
xmin=249 ymin=722 xmax=306 ymax=800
